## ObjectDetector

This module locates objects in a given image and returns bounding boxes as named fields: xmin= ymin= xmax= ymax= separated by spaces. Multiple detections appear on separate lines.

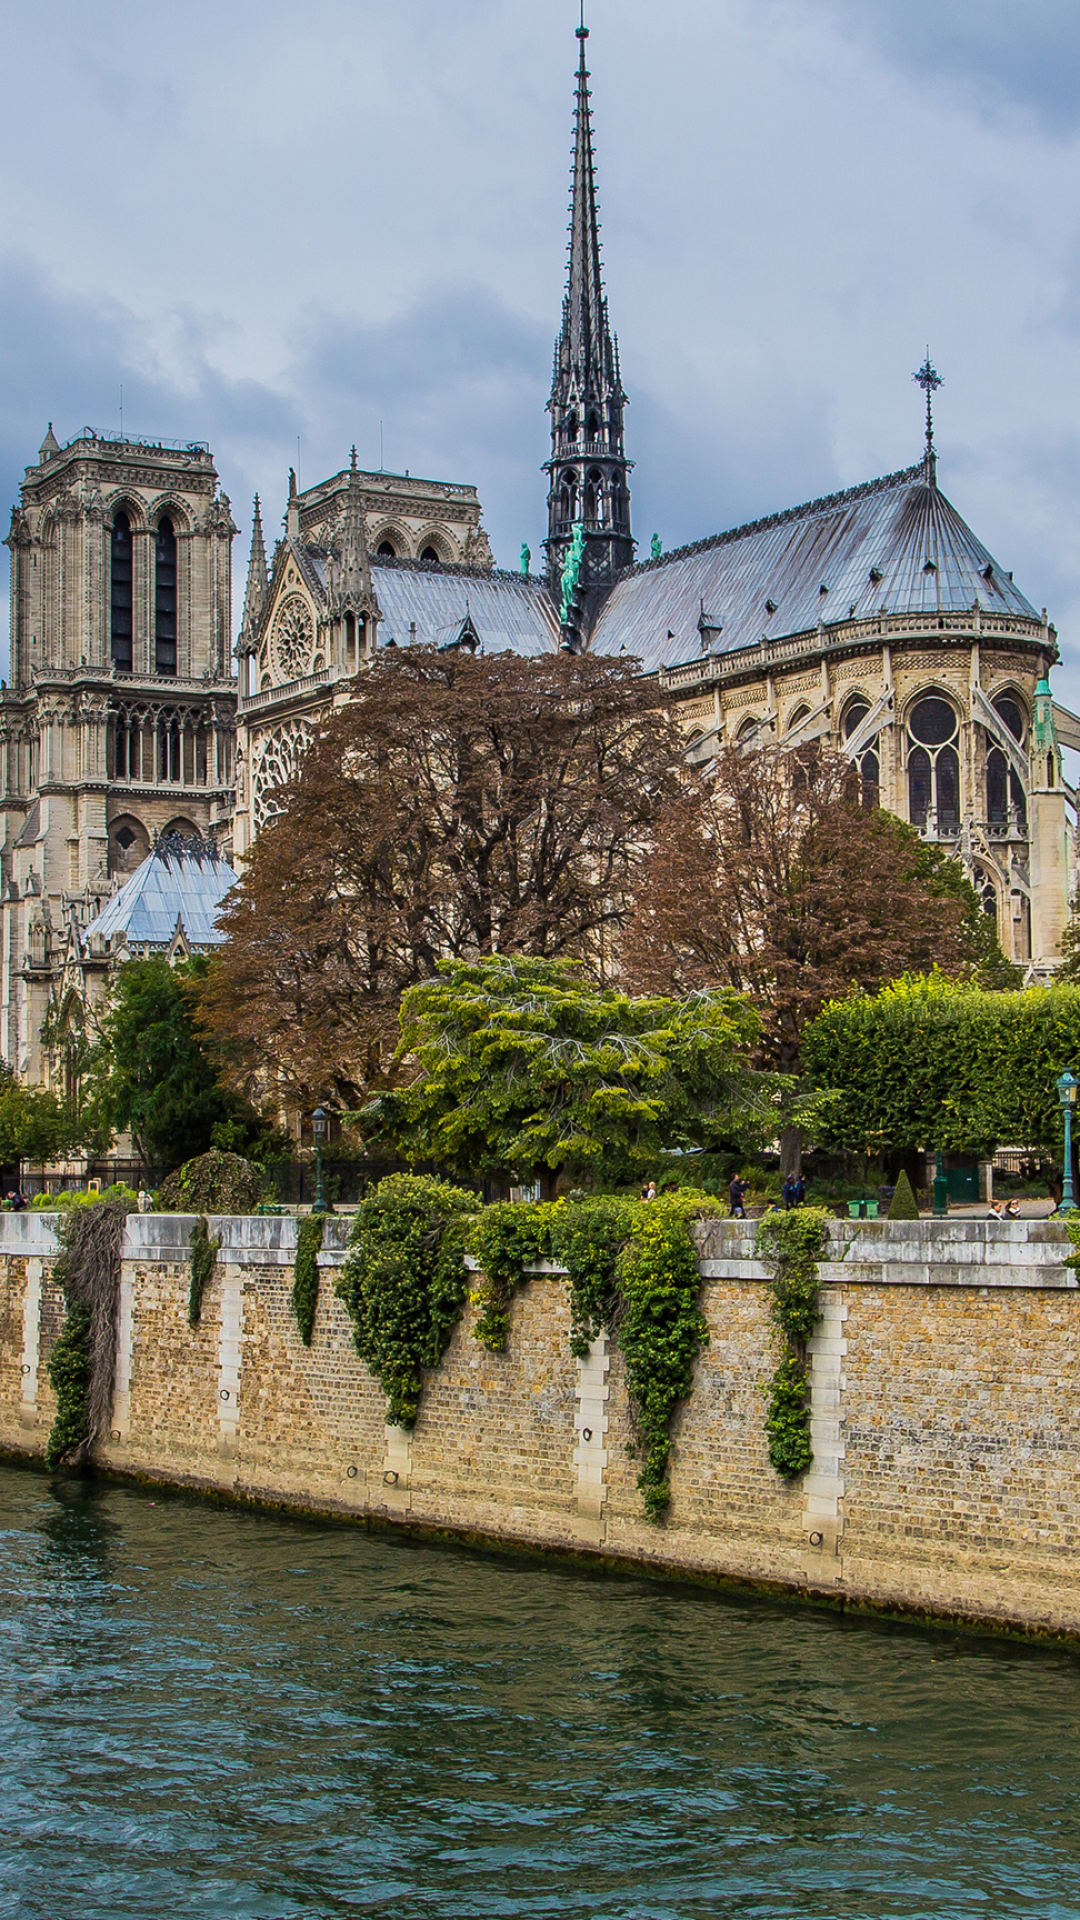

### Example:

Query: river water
xmin=2 ymin=1464 xmax=1080 ymax=1920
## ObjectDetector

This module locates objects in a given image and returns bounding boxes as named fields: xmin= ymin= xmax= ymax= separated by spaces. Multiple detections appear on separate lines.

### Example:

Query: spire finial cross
xmin=577 ymin=1 xmax=588 ymax=40
xmin=913 ymin=349 xmax=943 ymax=462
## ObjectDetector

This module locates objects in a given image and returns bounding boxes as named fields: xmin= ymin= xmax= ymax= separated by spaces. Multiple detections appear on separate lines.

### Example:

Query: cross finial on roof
xmin=913 ymin=350 xmax=943 ymax=482
xmin=578 ymin=0 xmax=587 ymax=37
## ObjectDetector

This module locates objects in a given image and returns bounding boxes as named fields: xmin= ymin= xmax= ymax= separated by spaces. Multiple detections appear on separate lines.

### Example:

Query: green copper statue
xmin=651 ymin=532 xmax=663 ymax=561
xmin=560 ymin=521 xmax=586 ymax=626
xmin=520 ymin=542 xmax=531 ymax=576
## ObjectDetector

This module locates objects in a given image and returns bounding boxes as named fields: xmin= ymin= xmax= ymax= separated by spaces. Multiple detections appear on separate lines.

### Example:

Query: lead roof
xmin=290 ymin=464 xmax=1038 ymax=673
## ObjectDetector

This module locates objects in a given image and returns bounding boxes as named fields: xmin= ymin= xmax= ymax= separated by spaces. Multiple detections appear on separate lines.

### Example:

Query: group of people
xmin=988 ymin=1197 xmax=1023 ymax=1219
xmin=728 ymin=1171 xmax=806 ymax=1219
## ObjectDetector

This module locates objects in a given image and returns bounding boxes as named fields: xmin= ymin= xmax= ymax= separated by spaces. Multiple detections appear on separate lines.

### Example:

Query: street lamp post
xmin=932 ymin=1149 xmax=949 ymax=1218
xmin=312 ymin=1105 xmax=329 ymax=1215
xmin=1056 ymin=1071 xmax=1078 ymax=1214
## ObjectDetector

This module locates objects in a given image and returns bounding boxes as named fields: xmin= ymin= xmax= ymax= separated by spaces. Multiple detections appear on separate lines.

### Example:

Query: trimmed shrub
xmin=157 ymin=1149 xmax=269 ymax=1215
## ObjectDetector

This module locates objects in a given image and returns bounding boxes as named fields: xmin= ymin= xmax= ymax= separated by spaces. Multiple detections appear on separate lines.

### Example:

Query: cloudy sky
xmin=3 ymin=0 xmax=1080 ymax=701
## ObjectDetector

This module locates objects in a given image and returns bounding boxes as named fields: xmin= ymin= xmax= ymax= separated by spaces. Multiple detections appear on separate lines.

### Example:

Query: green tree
xmin=83 ymin=956 xmax=272 ymax=1172
xmin=0 ymin=1070 xmax=85 ymax=1168
xmin=362 ymin=954 xmax=776 ymax=1185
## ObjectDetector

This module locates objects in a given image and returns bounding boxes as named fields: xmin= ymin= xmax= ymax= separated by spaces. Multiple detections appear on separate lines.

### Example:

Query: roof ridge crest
xmin=615 ymin=463 xmax=924 ymax=578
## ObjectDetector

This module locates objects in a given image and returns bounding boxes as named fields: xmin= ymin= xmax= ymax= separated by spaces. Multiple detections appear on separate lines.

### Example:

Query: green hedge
xmin=803 ymin=973 xmax=1080 ymax=1156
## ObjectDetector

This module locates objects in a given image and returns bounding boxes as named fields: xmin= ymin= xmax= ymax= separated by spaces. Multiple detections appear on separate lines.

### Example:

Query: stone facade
xmin=665 ymin=616 xmax=1070 ymax=972
xmin=1 ymin=429 xmax=238 ymax=1080
xmin=232 ymin=458 xmax=494 ymax=859
xmin=4 ymin=1211 xmax=1080 ymax=1639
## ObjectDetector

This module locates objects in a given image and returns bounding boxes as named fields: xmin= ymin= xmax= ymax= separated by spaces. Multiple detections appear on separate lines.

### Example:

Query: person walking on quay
xmin=782 ymin=1173 xmax=798 ymax=1209
xmin=729 ymin=1173 xmax=747 ymax=1219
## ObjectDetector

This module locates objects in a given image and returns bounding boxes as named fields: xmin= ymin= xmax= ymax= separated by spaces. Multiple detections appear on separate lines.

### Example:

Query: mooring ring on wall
xmin=383 ymin=1469 xmax=399 ymax=1485
xmin=809 ymin=1530 xmax=824 ymax=1547
xmin=582 ymin=1427 xmax=593 ymax=1441
xmin=346 ymin=1465 xmax=357 ymax=1479
xmin=219 ymin=1388 xmax=230 ymax=1401
xmin=21 ymin=1363 xmax=31 ymax=1375
xmin=111 ymin=1429 xmax=122 ymax=1441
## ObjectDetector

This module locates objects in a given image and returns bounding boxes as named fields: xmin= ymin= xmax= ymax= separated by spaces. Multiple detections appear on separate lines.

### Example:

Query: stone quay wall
xmin=1 ymin=1212 xmax=1079 ymax=1638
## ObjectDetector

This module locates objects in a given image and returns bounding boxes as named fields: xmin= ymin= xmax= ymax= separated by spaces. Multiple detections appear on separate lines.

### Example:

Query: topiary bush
xmin=336 ymin=1173 xmax=477 ymax=1428
xmin=888 ymin=1170 xmax=920 ymax=1219
xmin=157 ymin=1149 xmax=269 ymax=1215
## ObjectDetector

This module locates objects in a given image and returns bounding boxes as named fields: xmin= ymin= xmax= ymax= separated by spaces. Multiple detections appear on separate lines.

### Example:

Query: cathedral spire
xmin=913 ymin=351 xmax=942 ymax=488
xmin=238 ymin=494 xmax=268 ymax=652
xmin=544 ymin=18 xmax=634 ymax=615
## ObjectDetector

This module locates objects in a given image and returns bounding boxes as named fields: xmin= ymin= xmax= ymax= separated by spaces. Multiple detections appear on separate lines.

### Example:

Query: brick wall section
xmin=0 ymin=1255 xmax=28 ymax=1449
xmin=3 ymin=1212 xmax=1080 ymax=1637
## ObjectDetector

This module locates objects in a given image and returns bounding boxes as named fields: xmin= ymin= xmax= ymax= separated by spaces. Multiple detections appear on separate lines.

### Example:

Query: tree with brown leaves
xmin=623 ymin=742 xmax=1000 ymax=1083
xmin=199 ymin=646 xmax=684 ymax=1107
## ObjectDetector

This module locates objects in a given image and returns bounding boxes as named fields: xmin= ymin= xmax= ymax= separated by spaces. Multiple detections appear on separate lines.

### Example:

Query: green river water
xmin=1 ymin=1461 xmax=1079 ymax=1919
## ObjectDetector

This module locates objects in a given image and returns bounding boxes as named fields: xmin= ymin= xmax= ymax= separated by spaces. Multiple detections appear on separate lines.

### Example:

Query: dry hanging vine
xmin=45 ymin=1199 xmax=128 ymax=1471
xmin=755 ymin=1207 xmax=831 ymax=1480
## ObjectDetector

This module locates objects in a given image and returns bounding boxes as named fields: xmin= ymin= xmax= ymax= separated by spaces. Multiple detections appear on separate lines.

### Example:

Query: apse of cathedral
xmin=3 ymin=19 xmax=1078 ymax=1087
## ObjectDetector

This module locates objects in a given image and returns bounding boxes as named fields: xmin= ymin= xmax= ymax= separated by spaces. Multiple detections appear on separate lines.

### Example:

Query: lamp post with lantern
xmin=1056 ymin=1071 xmax=1078 ymax=1214
xmin=312 ymin=1105 xmax=330 ymax=1215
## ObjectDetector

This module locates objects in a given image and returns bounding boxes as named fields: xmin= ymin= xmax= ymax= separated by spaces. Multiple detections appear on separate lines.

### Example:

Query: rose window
xmin=272 ymin=595 xmax=314 ymax=682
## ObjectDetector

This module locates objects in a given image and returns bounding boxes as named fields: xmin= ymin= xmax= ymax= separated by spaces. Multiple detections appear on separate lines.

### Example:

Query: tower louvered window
xmin=155 ymin=516 xmax=177 ymax=674
xmin=110 ymin=513 xmax=133 ymax=672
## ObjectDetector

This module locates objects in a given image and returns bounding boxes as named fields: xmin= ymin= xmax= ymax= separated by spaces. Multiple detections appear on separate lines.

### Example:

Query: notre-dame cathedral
xmin=3 ymin=21 xmax=1077 ymax=1086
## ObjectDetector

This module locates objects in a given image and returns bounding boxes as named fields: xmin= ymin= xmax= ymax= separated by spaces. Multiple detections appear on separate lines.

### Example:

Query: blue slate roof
xmin=83 ymin=842 xmax=238 ymax=952
xmin=295 ymin=464 xmax=1038 ymax=677
xmin=587 ymin=466 xmax=1040 ymax=673
xmin=372 ymin=563 xmax=561 ymax=655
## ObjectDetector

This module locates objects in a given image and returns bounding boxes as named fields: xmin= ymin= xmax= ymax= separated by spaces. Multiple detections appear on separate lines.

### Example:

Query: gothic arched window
xmin=986 ymin=693 xmax=1027 ymax=831
xmin=586 ymin=410 xmax=601 ymax=441
xmin=420 ymin=546 xmax=440 ymax=563
xmin=110 ymin=512 xmax=133 ymax=672
xmin=377 ymin=539 xmax=397 ymax=558
xmin=840 ymin=698 xmax=879 ymax=809
xmin=907 ymin=693 xmax=960 ymax=829
xmin=155 ymin=515 xmax=177 ymax=674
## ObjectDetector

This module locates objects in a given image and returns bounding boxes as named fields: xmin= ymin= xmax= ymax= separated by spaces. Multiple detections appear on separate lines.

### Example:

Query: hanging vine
xmin=755 ymin=1207 xmax=831 ymax=1480
xmin=45 ymin=1199 xmax=128 ymax=1471
xmin=469 ymin=1202 xmax=555 ymax=1351
xmin=188 ymin=1215 xmax=221 ymax=1327
xmin=293 ymin=1214 xmax=325 ymax=1346
xmin=550 ymin=1192 xmax=710 ymax=1522
xmin=335 ymin=1174 xmax=476 ymax=1428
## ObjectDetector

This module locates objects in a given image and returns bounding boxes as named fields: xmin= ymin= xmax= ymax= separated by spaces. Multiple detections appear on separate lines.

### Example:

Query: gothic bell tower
xmin=544 ymin=22 xmax=634 ymax=623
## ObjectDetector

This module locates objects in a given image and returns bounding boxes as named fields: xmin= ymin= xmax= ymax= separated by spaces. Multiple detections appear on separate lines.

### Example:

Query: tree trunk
xmin=779 ymin=1125 xmax=802 ymax=1179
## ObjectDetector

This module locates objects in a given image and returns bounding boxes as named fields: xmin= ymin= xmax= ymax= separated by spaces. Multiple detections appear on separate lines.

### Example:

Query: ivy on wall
xmin=45 ymin=1199 xmax=127 ymax=1471
xmin=468 ymin=1189 xmax=711 ymax=1521
xmin=755 ymin=1207 xmax=831 ymax=1479
xmin=469 ymin=1203 xmax=556 ymax=1351
xmin=335 ymin=1174 xmax=475 ymax=1428
xmin=292 ymin=1214 xmax=325 ymax=1346
xmin=188 ymin=1215 xmax=221 ymax=1327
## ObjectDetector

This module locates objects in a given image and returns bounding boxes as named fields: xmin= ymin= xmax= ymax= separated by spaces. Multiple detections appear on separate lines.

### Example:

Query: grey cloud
xmin=819 ymin=0 xmax=1080 ymax=129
